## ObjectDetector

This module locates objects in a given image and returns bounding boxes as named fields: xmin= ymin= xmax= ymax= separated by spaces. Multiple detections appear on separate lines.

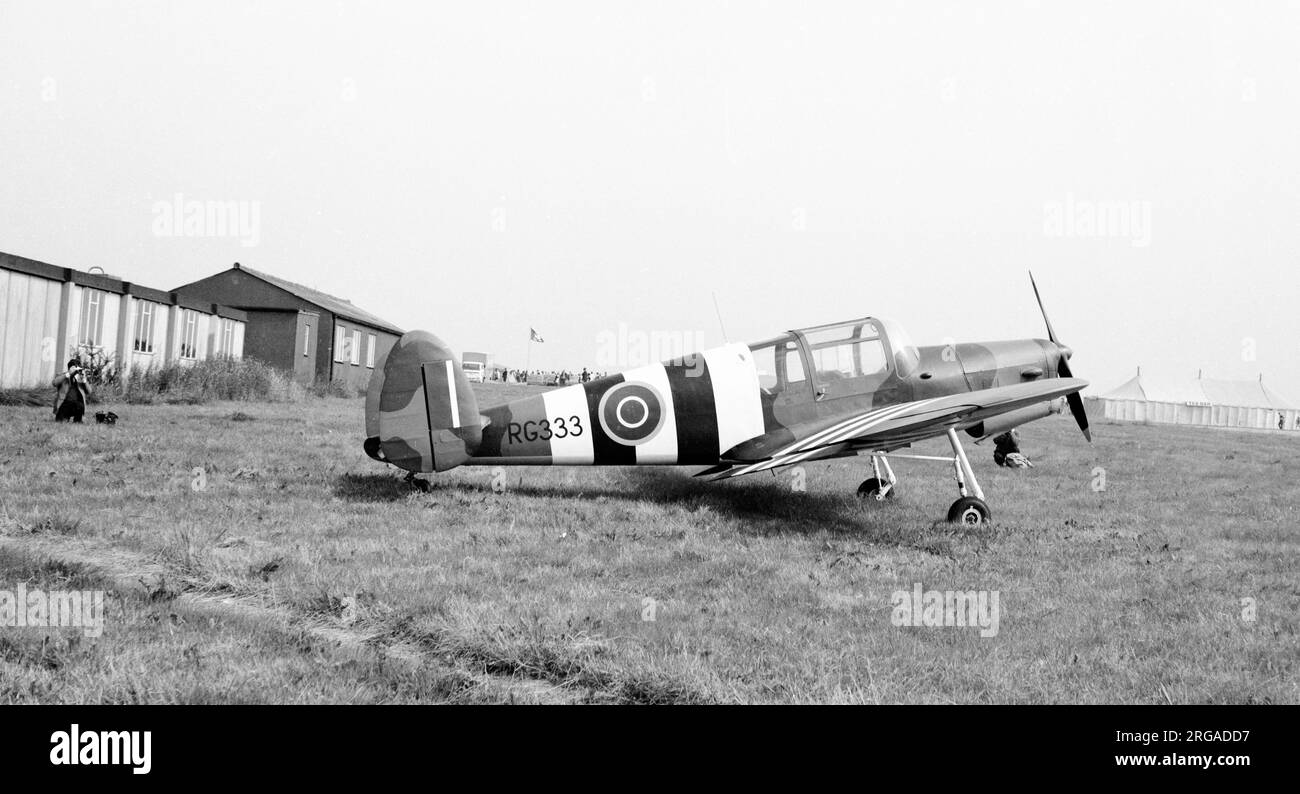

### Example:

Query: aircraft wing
xmin=700 ymin=377 xmax=1087 ymax=481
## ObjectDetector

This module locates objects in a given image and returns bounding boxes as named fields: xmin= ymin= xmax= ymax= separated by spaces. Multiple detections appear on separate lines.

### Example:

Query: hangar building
xmin=1 ymin=250 xmax=246 ymax=389
xmin=172 ymin=263 xmax=403 ymax=390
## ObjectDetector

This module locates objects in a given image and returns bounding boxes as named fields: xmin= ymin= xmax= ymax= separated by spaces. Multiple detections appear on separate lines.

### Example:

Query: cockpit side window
xmin=748 ymin=335 xmax=808 ymax=393
xmin=804 ymin=322 xmax=890 ymax=381
xmin=782 ymin=341 xmax=807 ymax=385
xmin=875 ymin=317 xmax=920 ymax=377
xmin=858 ymin=337 xmax=887 ymax=376
xmin=792 ymin=320 xmax=898 ymax=401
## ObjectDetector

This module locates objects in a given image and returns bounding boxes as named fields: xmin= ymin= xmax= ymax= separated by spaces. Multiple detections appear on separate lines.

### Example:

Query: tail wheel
xmin=857 ymin=478 xmax=895 ymax=502
xmin=947 ymin=497 xmax=990 ymax=525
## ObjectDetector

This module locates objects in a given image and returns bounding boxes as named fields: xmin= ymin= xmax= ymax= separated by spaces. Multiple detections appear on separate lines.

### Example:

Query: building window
xmin=303 ymin=324 xmax=311 ymax=356
xmin=335 ymin=325 xmax=348 ymax=363
xmin=133 ymin=301 xmax=156 ymax=353
xmin=220 ymin=318 xmax=235 ymax=356
xmin=180 ymin=310 xmax=199 ymax=359
xmin=79 ymin=289 xmax=105 ymax=347
xmin=366 ymin=333 xmax=376 ymax=368
xmin=351 ymin=329 xmax=361 ymax=365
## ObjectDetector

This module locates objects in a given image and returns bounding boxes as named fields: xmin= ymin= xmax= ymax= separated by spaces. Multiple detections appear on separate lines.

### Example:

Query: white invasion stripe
xmin=776 ymin=397 xmax=940 ymax=462
xmin=820 ymin=397 xmax=944 ymax=446
xmin=725 ymin=448 xmax=789 ymax=478
xmin=748 ymin=447 xmax=826 ymax=475
xmin=786 ymin=402 xmax=901 ymax=453
xmin=445 ymin=360 xmax=460 ymax=427
xmin=702 ymin=344 xmax=766 ymax=457
xmin=802 ymin=397 xmax=944 ymax=451
xmin=736 ymin=414 xmax=873 ymax=474
xmin=769 ymin=446 xmax=836 ymax=471
xmin=812 ymin=407 xmax=917 ymax=451
xmin=786 ymin=401 xmax=912 ymax=455
xmin=541 ymin=384 xmax=595 ymax=464
xmin=786 ymin=411 xmax=880 ymax=453
xmin=620 ymin=363 xmax=678 ymax=464
xmin=721 ymin=398 xmax=948 ymax=479
xmin=725 ymin=459 xmax=770 ymax=478
xmin=730 ymin=442 xmax=834 ymax=477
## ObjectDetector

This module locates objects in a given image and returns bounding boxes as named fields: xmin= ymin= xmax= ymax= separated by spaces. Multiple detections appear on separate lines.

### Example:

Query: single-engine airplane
xmin=364 ymin=274 xmax=1090 ymax=524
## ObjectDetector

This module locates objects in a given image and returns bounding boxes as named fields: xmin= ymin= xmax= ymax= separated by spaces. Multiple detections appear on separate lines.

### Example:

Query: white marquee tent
xmin=1091 ymin=369 xmax=1298 ymax=431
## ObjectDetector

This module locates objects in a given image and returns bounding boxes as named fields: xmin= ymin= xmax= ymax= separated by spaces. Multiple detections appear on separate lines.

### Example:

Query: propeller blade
xmin=1068 ymin=393 xmax=1091 ymax=442
xmin=1057 ymin=352 xmax=1092 ymax=441
xmin=1032 ymin=271 xmax=1091 ymax=441
xmin=1029 ymin=270 xmax=1058 ymax=344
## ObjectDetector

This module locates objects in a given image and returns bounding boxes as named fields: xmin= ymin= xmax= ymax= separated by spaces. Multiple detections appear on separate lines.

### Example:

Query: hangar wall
xmin=0 ymin=251 xmax=247 ymax=389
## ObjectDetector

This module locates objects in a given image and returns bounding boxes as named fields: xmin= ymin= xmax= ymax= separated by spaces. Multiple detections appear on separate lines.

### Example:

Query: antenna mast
xmin=711 ymin=292 xmax=729 ymax=343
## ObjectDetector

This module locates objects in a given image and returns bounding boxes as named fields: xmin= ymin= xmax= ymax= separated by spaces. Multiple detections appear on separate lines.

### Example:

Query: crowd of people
xmin=490 ymin=368 xmax=608 ymax=387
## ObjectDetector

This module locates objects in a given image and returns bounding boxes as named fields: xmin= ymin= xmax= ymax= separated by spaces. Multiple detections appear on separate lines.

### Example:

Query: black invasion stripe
xmin=475 ymin=402 xmax=515 ymax=458
xmin=665 ymin=353 xmax=720 ymax=465
xmin=583 ymin=374 xmax=636 ymax=464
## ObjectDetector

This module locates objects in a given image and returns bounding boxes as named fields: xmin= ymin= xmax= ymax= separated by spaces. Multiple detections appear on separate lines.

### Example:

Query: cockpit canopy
xmin=748 ymin=317 xmax=920 ymax=396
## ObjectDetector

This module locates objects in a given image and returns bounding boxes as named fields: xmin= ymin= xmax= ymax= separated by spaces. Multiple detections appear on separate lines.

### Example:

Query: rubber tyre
xmin=856 ymin=478 xmax=895 ymax=501
xmin=947 ymin=497 xmax=991 ymax=525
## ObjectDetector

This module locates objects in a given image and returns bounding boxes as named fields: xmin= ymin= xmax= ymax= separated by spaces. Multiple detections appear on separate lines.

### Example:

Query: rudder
xmin=364 ymin=330 xmax=482 ymax=472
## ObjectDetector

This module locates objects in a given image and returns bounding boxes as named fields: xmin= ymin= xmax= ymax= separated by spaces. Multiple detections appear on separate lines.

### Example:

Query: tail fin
xmin=364 ymin=331 xmax=482 ymax=473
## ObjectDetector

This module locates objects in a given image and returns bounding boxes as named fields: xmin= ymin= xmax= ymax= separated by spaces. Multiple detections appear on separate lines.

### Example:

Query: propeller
xmin=1029 ymin=271 xmax=1091 ymax=442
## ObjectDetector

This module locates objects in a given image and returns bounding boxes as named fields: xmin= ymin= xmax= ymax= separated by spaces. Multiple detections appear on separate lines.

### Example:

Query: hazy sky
xmin=2 ymin=1 xmax=1297 ymax=398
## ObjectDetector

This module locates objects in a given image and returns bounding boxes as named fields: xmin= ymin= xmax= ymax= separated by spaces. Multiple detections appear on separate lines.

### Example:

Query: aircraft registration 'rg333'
xmin=363 ymin=274 xmax=1091 ymax=524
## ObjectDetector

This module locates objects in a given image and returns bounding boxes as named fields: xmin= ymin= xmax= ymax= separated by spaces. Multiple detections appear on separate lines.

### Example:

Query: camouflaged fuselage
xmin=365 ymin=321 xmax=1069 ymax=474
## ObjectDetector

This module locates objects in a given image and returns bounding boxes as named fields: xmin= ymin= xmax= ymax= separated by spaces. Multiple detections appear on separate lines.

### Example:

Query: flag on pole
xmin=530 ymin=328 xmax=545 ymax=343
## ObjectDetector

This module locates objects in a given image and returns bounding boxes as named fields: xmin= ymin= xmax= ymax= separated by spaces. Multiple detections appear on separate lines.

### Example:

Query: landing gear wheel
xmin=947 ymin=497 xmax=991 ymax=525
xmin=857 ymin=478 xmax=895 ymax=501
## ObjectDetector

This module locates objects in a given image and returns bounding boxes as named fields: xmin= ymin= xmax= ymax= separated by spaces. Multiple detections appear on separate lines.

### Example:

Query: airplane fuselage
xmin=364 ymin=318 xmax=1071 ymax=474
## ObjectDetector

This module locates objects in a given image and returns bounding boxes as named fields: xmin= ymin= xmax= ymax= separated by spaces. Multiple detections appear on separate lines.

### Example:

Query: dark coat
xmin=52 ymin=371 xmax=92 ymax=415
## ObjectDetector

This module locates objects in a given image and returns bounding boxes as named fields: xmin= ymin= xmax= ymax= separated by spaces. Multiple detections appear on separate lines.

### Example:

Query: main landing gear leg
xmin=857 ymin=455 xmax=898 ymax=502
xmin=946 ymin=428 xmax=991 ymax=525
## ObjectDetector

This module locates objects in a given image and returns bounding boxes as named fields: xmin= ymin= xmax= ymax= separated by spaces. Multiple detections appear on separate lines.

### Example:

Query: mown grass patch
xmin=0 ymin=384 xmax=1296 ymax=703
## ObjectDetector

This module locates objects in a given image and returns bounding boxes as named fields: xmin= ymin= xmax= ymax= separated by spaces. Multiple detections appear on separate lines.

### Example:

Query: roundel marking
xmin=615 ymin=395 xmax=649 ymax=428
xmin=598 ymin=381 xmax=665 ymax=445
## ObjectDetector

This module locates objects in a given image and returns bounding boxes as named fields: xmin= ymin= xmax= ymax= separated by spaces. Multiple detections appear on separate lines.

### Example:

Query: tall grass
xmin=308 ymin=378 xmax=361 ymax=399
xmin=1 ymin=358 xmax=359 ymax=407
xmin=116 ymin=357 xmax=304 ymax=404
xmin=0 ymin=388 xmax=48 ymax=406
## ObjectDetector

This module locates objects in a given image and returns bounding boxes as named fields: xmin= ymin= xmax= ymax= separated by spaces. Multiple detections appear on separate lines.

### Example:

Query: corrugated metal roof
xmin=1099 ymin=373 xmax=1295 ymax=409
xmin=235 ymin=264 xmax=404 ymax=335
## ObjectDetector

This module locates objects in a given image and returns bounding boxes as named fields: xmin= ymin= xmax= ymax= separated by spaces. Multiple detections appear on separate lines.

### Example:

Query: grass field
xmin=1 ymin=382 xmax=1296 ymax=704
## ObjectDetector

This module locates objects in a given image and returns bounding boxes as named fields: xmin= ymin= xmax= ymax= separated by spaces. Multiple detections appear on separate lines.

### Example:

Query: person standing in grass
xmin=52 ymin=358 xmax=92 ymax=423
